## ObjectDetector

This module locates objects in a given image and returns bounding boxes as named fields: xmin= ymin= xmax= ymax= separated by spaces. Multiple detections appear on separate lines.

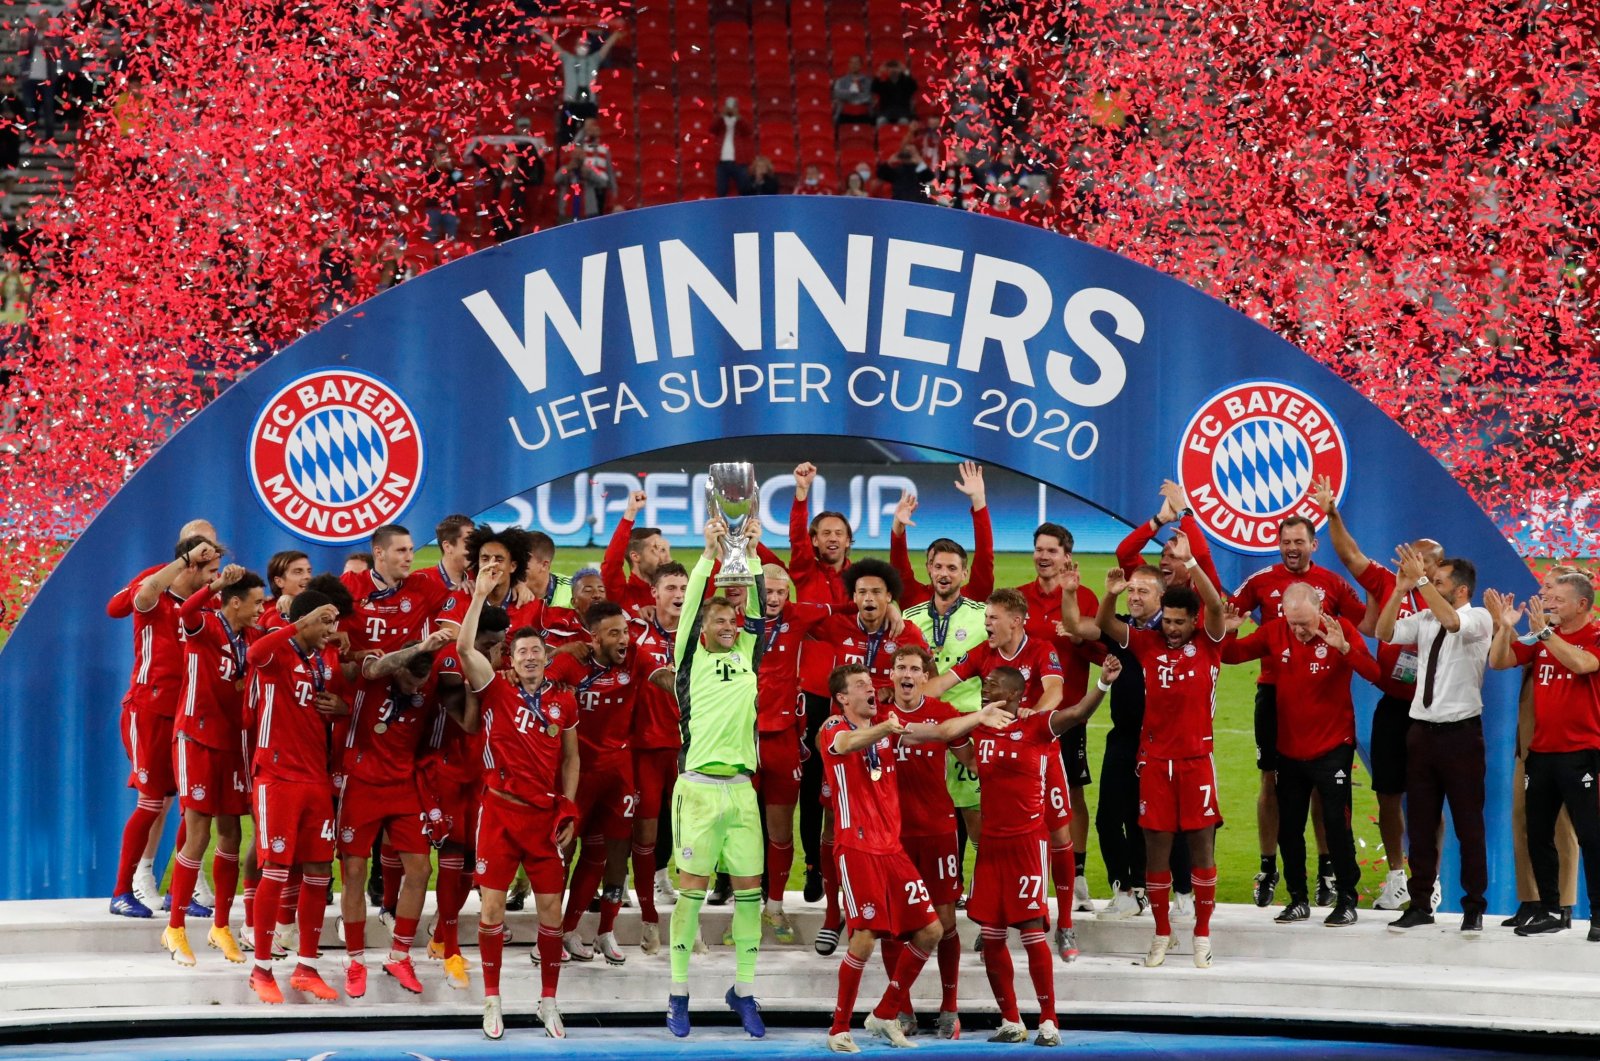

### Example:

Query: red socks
xmin=766 ymin=839 xmax=794 ymax=904
xmin=832 ymin=952 xmax=866 ymax=1034
xmin=480 ymin=921 xmax=504 ymax=996
xmin=115 ymin=799 xmax=162 ymax=894
xmin=938 ymin=926 xmax=961 ymax=1012
xmin=297 ymin=873 xmax=330 ymax=960
xmin=1020 ymin=928 xmax=1056 ymax=1025
xmin=981 ymin=926 xmax=1020 ymax=1023
xmin=561 ymin=840 xmax=606 ymax=933
xmin=346 ymin=914 xmax=366 ymax=961
xmin=1050 ymin=843 xmax=1075 ymax=930
xmin=1193 ymin=869 xmax=1218 ymax=937
xmin=253 ymin=866 xmax=287 ymax=964
xmin=821 ymin=838 xmax=841 ymax=929
xmin=391 ymin=915 xmax=418 ymax=958
xmin=880 ymin=937 xmax=904 ymax=989
xmin=380 ymin=847 xmax=401 ymax=910
xmin=168 ymin=853 xmax=201 ymax=928
xmin=538 ymin=923 xmax=563 ymax=997
xmin=212 ymin=850 xmax=239 ymax=929
xmin=1147 ymin=870 xmax=1173 ymax=936
xmin=632 ymin=842 xmax=659 ymax=923
xmin=277 ymin=865 xmax=301 ymax=928
xmin=874 ymin=941 xmax=930 ymax=1020
xmin=598 ymin=890 xmax=622 ymax=935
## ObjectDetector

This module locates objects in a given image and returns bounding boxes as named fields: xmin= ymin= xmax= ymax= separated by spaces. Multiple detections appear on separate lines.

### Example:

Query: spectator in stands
xmin=710 ymin=97 xmax=754 ymax=197
xmin=575 ymin=118 xmax=616 ymax=214
xmin=0 ymin=78 xmax=23 ymax=174
xmin=745 ymin=155 xmax=780 ymax=195
xmin=841 ymin=171 xmax=870 ymax=198
xmin=877 ymin=144 xmax=933 ymax=203
xmin=554 ymin=144 xmax=607 ymax=222
xmin=489 ymin=120 xmax=545 ymax=243
xmin=422 ymin=145 xmax=461 ymax=242
xmin=979 ymin=145 xmax=1022 ymax=211
xmin=794 ymin=163 xmax=832 ymax=195
xmin=533 ymin=24 xmax=624 ymax=145
xmin=314 ymin=237 xmax=356 ymax=318
xmin=832 ymin=56 xmax=873 ymax=127
xmin=17 ymin=12 xmax=62 ymax=141
xmin=933 ymin=148 xmax=979 ymax=210
xmin=872 ymin=59 xmax=917 ymax=125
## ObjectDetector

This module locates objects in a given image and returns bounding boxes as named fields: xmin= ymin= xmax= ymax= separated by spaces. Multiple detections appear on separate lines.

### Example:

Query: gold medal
xmin=233 ymin=680 xmax=245 ymax=691
xmin=373 ymin=721 xmax=388 ymax=735
xmin=870 ymin=766 xmax=882 ymax=782
xmin=547 ymin=722 xmax=561 ymax=737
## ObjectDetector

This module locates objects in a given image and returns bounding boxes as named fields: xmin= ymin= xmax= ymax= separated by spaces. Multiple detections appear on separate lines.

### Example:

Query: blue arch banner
xmin=0 ymin=198 xmax=1533 ymax=904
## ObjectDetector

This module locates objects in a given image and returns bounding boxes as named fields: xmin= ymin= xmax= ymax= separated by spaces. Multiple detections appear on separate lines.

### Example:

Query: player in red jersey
xmin=423 ymin=603 xmax=511 ymax=988
xmin=412 ymin=513 xmax=477 ymax=625
xmin=244 ymin=590 xmax=348 ymax=1004
xmin=630 ymin=561 xmax=690 ymax=951
xmin=602 ymin=490 xmax=674 ymax=616
xmin=964 ymin=658 xmax=1117 ymax=1046
xmin=160 ymin=566 xmax=262 ymax=965
xmin=339 ymin=523 xmax=455 ymax=657
xmin=925 ymin=587 xmax=1083 ymax=960
xmin=1115 ymin=480 xmax=1223 ymax=593
xmin=1016 ymin=522 xmax=1103 ymax=916
xmin=106 ymin=519 xmax=218 ymax=620
xmin=1488 ymin=576 xmax=1600 ymax=938
xmin=1230 ymin=513 xmax=1365 ymax=908
xmin=755 ymin=563 xmax=849 ymax=941
xmin=887 ymin=461 xmax=996 ymax=608
xmin=111 ymin=535 xmax=222 ymax=919
xmin=457 ymin=562 xmax=581 ymax=1040
xmin=546 ymin=599 xmax=673 ymax=964
xmin=1094 ymin=531 xmax=1227 ymax=969
xmin=821 ymin=663 xmax=1010 ymax=1053
xmin=259 ymin=551 xmax=312 ymax=632
xmin=883 ymin=645 xmax=977 ymax=1040
xmin=336 ymin=626 xmax=456 ymax=998
xmin=1223 ymin=584 xmax=1381 ymax=927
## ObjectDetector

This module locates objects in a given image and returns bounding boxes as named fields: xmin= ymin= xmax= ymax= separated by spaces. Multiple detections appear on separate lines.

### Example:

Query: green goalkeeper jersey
xmin=674 ymin=555 xmax=767 ymax=777
xmin=904 ymin=596 xmax=988 ymax=713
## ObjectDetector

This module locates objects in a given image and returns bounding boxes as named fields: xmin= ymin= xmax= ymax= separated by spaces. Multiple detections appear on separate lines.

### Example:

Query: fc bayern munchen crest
xmin=248 ymin=368 xmax=426 ymax=545
xmin=1177 ymin=380 xmax=1349 ymax=555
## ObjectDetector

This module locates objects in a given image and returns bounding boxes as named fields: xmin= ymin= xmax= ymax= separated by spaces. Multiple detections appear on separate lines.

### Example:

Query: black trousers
xmin=1405 ymin=717 xmax=1488 ymax=912
xmin=1525 ymin=748 xmax=1600 ymax=909
xmin=1276 ymin=744 xmax=1360 ymax=904
xmin=798 ymin=691 xmax=832 ymax=869
xmin=1099 ymin=735 xmax=1190 ymax=892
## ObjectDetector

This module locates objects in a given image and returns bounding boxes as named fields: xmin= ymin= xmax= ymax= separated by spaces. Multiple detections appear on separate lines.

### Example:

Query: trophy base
xmin=713 ymin=575 xmax=757 ymax=590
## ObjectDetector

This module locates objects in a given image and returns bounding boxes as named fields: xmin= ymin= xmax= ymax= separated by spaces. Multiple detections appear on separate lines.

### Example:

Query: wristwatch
xmin=1415 ymin=576 xmax=1431 ymax=587
xmin=1537 ymin=628 xmax=1554 ymax=642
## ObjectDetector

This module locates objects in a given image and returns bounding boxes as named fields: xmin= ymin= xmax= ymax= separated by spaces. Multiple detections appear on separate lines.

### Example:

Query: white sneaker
xmin=641 ymin=921 xmax=662 ymax=955
xmin=132 ymin=868 xmax=162 ymax=907
xmin=1034 ymin=1019 xmax=1062 ymax=1047
xmin=1144 ymin=934 xmax=1172 ymax=967
xmin=1073 ymin=877 xmax=1094 ymax=913
xmin=482 ymin=995 xmax=504 ymax=1040
xmin=274 ymin=923 xmax=298 ymax=956
xmin=865 ymin=1012 xmax=916 ymax=1047
xmin=655 ymin=869 xmax=678 ymax=903
xmin=936 ymin=1010 xmax=961 ymax=1039
xmin=1431 ymin=877 xmax=1442 ymax=912
xmin=596 ymin=930 xmax=627 ymax=965
xmin=1193 ymin=935 xmax=1213 ymax=968
xmin=562 ymin=930 xmax=594 ymax=962
xmin=987 ymin=1019 xmax=1028 ymax=1043
xmin=827 ymin=1031 xmax=861 ymax=1053
xmin=897 ymin=1012 xmax=917 ymax=1038
xmin=538 ymin=997 xmax=566 ymax=1038
xmin=1171 ymin=891 xmax=1195 ymax=922
xmin=335 ymin=915 xmax=345 ymax=944
xmin=692 ymin=928 xmax=709 ymax=955
xmin=1373 ymin=869 xmax=1409 ymax=911
xmin=194 ymin=871 xmax=215 ymax=909
xmin=1099 ymin=889 xmax=1143 ymax=920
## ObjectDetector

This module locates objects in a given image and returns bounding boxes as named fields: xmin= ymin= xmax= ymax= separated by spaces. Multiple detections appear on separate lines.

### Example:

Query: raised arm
xmin=134 ymin=540 xmax=217 ymax=612
xmin=1047 ymin=657 xmax=1120 ymax=733
xmin=788 ymin=462 xmax=818 ymax=576
xmin=888 ymin=490 xmax=925 ymax=606
xmin=1099 ymin=568 xmax=1131 ymax=646
xmin=1483 ymin=589 xmax=1524 ymax=670
xmin=363 ymin=627 xmax=455 ymax=680
xmin=1526 ymin=596 xmax=1600 ymax=675
xmin=455 ymin=564 xmax=502 ymax=690
xmin=601 ymin=489 xmax=644 ymax=599
xmin=1171 ymin=530 xmax=1225 ymax=639
xmin=1312 ymin=474 xmax=1372 ymax=579
xmin=955 ymin=461 xmax=996 ymax=599
xmin=1401 ymin=543 xmax=1461 ymax=633
xmin=596 ymin=27 xmax=623 ymax=62
xmin=902 ymin=702 xmax=1010 ymax=746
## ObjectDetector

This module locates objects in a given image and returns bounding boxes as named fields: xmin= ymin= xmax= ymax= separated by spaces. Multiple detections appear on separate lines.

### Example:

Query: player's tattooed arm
xmin=362 ymin=627 xmax=454 ymax=680
xmin=134 ymin=539 xmax=218 ymax=612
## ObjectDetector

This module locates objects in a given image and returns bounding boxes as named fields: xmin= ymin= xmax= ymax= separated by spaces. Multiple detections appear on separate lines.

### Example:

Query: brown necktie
xmin=1420 ymin=626 xmax=1447 ymax=709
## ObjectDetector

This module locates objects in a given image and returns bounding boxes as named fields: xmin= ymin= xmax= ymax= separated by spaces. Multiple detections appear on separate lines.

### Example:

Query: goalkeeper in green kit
xmin=666 ymin=511 xmax=769 ymax=1038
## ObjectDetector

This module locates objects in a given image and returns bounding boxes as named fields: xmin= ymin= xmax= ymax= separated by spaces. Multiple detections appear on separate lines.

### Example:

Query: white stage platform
xmin=1 ymin=896 xmax=1596 ymax=1040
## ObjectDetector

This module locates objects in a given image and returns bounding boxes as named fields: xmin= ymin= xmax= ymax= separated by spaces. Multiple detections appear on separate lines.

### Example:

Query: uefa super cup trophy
xmin=706 ymin=462 xmax=759 ymax=588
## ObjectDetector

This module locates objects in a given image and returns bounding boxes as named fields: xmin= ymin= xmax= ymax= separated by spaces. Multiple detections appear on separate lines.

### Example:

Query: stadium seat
xmin=829 ymin=19 xmax=868 ymax=57
xmin=793 ymin=36 xmax=831 ymax=69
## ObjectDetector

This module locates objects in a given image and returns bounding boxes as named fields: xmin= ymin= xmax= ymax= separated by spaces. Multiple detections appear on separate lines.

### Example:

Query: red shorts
xmin=474 ymin=791 xmax=567 ymax=894
xmin=1138 ymin=755 xmax=1223 ymax=833
xmin=123 ymin=706 xmax=177 ymax=797
xmin=574 ymin=751 xmax=636 ymax=841
xmin=337 ymin=778 xmax=426 ymax=856
xmin=254 ymin=778 xmax=336 ymax=865
xmin=429 ymin=774 xmax=482 ymax=846
xmin=902 ymin=832 xmax=962 ymax=905
xmin=174 ymin=735 xmax=250 ymax=817
xmin=633 ymin=746 xmax=679 ymax=820
xmin=968 ymin=831 xmax=1050 ymax=927
xmin=837 ymin=847 xmax=938 ymax=937
xmin=1044 ymin=752 xmax=1071 ymax=832
xmin=755 ymin=730 xmax=803 ymax=806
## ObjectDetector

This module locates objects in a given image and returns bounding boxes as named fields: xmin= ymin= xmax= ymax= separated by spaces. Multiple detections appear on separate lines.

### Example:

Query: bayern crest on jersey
xmin=247 ymin=368 xmax=426 ymax=545
xmin=1177 ymin=380 xmax=1349 ymax=555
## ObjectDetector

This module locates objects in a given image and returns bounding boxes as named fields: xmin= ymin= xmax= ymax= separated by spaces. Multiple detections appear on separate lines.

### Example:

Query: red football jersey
xmin=424 ymin=648 xmax=482 ymax=786
xmin=601 ymin=516 xmax=659 ymax=618
xmin=1357 ymin=562 xmax=1423 ymax=700
xmin=757 ymin=602 xmax=837 ymax=732
xmin=1512 ymin=621 xmax=1600 ymax=753
xmin=971 ymin=711 xmax=1056 ymax=839
xmin=545 ymin=644 xmax=662 ymax=759
xmin=888 ymin=506 xmax=996 ymax=608
xmin=108 ymin=565 xmax=162 ymax=620
xmin=1231 ymin=563 xmax=1365 ymax=685
xmin=258 ymin=602 xmax=292 ymax=633
xmin=508 ymin=599 xmax=589 ymax=650
xmin=1017 ymin=580 xmax=1104 ymax=699
xmin=178 ymin=602 xmax=257 ymax=750
xmin=411 ymin=562 xmax=473 ymax=632
xmin=248 ymin=625 xmax=343 ymax=785
xmin=888 ymin=696 xmax=967 ymax=837
xmin=1223 ymin=617 xmax=1382 ymax=760
xmin=811 ymin=615 xmax=928 ymax=692
xmin=1125 ymin=628 xmax=1225 ymax=760
xmin=788 ymin=495 xmax=854 ymax=696
xmin=477 ymin=676 xmax=577 ymax=809
xmin=339 ymin=569 xmax=452 ymax=655
xmin=131 ymin=589 xmax=190 ymax=716
xmin=631 ymin=617 xmax=680 ymax=749
xmin=342 ymin=668 xmax=439 ymax=786
xmin=950 ymin=634 xmax=1064 ymax=710
xmin=820 ymin=714 xmax=903 ymax=854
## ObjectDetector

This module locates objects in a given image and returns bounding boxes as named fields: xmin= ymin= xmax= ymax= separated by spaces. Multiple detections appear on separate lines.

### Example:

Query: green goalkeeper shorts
xmin=671 ymin=773 xmax=763 ymax=879
xmin=947 ymin=753 xmax=981 ymax=810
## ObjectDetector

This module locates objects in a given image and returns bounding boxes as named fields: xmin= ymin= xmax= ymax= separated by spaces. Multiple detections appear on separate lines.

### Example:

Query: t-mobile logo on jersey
xmin=365 ymin=615 xmax=388 ymax=644
xmin=1536 ymin=663 xmax=1568 ymax=685
xmin=1157 ymin=660 xmax=1177 ymax=689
